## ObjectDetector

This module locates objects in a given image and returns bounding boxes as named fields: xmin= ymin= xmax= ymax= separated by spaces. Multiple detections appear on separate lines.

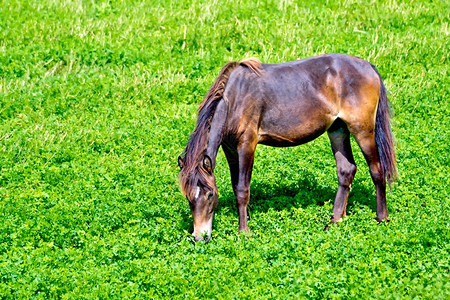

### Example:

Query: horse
xmin=178 ymin=53 xmax=397 ymax=242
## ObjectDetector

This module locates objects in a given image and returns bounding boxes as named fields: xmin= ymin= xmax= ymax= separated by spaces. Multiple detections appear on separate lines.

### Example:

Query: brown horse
xmin=178 ymin=53 xmax=397 ymax=241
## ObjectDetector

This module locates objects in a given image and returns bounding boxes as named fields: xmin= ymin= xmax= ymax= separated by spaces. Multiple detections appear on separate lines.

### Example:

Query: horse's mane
xmin=179 ymin=58 xmax=262 ymax=198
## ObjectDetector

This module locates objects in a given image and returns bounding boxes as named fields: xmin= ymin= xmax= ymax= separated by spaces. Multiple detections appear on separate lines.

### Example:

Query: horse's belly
xmin=258 ymin=117 xmax=331 ymax=147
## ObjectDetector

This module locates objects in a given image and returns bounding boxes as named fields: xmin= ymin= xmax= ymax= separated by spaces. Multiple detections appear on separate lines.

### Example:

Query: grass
xmin=0 ymin=0 xmax=449 ymax=298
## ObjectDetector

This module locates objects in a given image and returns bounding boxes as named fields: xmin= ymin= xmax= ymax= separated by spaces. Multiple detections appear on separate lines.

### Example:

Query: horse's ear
xmin=203 ymin=155 xmax=212 ymax=174
xmin=178 ymin=155 xmax=184 ymax=169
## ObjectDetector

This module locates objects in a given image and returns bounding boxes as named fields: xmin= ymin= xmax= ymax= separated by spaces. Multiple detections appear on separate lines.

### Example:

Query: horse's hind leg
xmin=327 ymin=120 xmax=357 ymax=223
xmin=351 ymin=131 xmax=389 ymax=222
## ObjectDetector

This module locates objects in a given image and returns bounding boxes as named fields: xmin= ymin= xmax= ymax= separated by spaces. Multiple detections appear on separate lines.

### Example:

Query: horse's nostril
xmin=192 ymin=233 xmax=211 ymax=243
xmin=193 ymin=234 xmax=203 ymax=242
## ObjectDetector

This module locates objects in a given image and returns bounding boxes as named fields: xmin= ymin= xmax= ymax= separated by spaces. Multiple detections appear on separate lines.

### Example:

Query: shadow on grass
xmin=216 ymin=170 xmax=376 ymax=215
xmin=178 ymin=170 xmax=377 ymax=233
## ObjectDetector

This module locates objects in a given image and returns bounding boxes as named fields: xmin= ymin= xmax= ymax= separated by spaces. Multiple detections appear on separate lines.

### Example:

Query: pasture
xmin=0 ymin=0 xmax=448 ymax=298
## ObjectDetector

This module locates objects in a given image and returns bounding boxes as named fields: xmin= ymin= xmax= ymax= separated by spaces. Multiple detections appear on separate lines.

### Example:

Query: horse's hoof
xmin=376 ymin=216 xmax=390 ymax=223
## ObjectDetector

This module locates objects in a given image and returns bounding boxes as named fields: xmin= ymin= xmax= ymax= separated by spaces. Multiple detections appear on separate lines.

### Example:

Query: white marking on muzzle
xmin=193 ymin=217 xmax=213 ymax=240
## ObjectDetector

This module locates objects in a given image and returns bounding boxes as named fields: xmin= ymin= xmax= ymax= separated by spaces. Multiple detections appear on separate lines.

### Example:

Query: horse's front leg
xmin=222 ymin=143 xmax=239 ymax=195
xmin=235 ymin=139 xmax=257 ymax=232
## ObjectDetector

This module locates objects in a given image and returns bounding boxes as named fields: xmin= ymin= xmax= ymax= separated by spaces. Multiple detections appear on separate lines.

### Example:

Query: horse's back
xmin=223 ymin=54 xmax=381 ymax=147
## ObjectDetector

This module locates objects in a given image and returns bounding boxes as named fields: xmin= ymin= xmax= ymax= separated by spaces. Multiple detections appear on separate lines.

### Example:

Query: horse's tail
xmin=371 ymin=64 xmax=398 ymax=188
xmin=180 ymin=58 xmax=262 ymax=172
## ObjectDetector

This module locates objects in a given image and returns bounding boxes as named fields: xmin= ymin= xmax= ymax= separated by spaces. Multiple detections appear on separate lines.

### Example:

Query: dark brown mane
xmin=179 ymin=58 xmax=262 ymax=198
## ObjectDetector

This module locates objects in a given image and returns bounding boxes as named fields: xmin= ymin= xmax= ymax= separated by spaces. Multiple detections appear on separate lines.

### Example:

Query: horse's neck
xmin=205 ymin=99 xmax=228 ymax=169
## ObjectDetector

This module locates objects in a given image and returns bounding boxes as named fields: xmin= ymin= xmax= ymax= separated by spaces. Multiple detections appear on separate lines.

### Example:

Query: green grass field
xmin=0 ymin=0 xmax=449 ymax=298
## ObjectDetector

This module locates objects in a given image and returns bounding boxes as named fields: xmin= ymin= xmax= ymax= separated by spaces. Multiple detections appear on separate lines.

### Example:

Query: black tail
xmin=372 ymin=65 xmax=398 ymax=188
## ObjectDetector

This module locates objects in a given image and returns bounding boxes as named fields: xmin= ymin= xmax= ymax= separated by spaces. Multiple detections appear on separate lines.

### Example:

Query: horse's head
xmin=178 ymin=154 xmax=218 ymax=242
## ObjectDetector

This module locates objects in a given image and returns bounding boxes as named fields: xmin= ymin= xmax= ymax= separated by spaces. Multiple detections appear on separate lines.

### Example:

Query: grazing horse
xmin=178 ymin=53 xmax=397 ymax=241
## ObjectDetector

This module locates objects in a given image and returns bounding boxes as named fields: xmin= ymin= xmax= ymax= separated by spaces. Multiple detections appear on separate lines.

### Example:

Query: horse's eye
xmin=207 ymin=192 xmax=214 ymax=201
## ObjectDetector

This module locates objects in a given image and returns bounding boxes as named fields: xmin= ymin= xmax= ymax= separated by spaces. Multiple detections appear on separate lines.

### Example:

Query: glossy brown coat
xmin=179 ymin=53 xmax=397 ymax=241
